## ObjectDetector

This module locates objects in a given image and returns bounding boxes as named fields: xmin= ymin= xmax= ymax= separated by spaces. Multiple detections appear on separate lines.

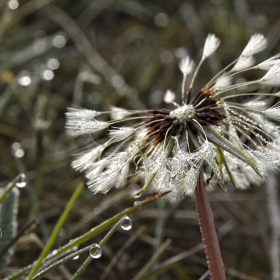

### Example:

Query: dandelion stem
xmin=194 ymin=169 xmax=226 ymax=280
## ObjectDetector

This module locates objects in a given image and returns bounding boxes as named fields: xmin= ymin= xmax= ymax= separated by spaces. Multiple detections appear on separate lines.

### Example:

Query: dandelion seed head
xmin=66 ymin=33 xmax=280 ymax=202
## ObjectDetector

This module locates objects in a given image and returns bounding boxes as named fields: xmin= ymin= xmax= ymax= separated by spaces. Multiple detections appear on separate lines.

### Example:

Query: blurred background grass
xmin=1 ymin=0 xmax=280 ymax=279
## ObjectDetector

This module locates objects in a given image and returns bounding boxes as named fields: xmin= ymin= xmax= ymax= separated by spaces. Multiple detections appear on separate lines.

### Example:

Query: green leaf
xmin=203 ymin=126 xmax=261 ymax=176
xmin=0 ymin=187 xmax=19 ymax=273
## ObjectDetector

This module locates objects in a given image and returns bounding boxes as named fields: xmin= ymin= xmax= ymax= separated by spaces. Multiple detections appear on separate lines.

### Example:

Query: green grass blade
xmin=5 ymin=192 xmax=167 ymax=280
xmin=0 ymin=187 xmax=19 ymax=273
xmin=70 ymin=220 xmax=122 ymax=280
xmin=0 ymin=174 xmax=20 ymax=204
xmin=204 ymin=126 xmax=260 ymax=175
xmin=132 ymin=239 xmax=172 ymax=280
xmin=31 ymin=245 xmax=92 ymax=280
xmin=46 ymin=192 xmax=168 ymax=261
xmin=26 ymin=183 xmax=83 ymax=279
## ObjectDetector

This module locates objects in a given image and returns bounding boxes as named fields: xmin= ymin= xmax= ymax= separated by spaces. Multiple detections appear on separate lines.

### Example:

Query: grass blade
xmin=0 ymin=174 xmax=20 ymax=204
xmin=26 ymin=183 xmax=83 ymax=279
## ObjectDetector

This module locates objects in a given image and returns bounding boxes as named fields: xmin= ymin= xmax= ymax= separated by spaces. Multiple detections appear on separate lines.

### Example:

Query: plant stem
xmin=194 ymin=169 xmax=226 ymax=280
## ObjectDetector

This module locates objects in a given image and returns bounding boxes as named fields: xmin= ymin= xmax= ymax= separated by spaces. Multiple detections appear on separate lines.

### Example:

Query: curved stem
xmin=194 ymin=169 xmax=226 ymax=280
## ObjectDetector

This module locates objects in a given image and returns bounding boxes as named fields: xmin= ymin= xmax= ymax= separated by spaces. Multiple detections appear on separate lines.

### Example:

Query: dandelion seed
xmin=66 ymin=33 xmax=280 ymax=202
xmin=179 ymin=56 xmax=195 ymax=76
xmin=261 ymin=64 xmax=280 ymax=86
xmin=232 ymin=56 xmax=255 ymax=72
xmin=72 ymin=145 xmax=105 ymax=171
xmin=66 ymin=107 xmax=100 ymax=120
xmin=202 ymin=34 xmax=220 ymax=58
xmin=262 ymin=102 xmax=280 ymax=121
xmin=214 ymin=74 xmax=232 ymax=89
xmin=110 ymin=106 xmax=130 ymax=120
xmin=109 ymin=127 xmax=136 ymax=142
xmin=241 ymin=33 xmax=267 ymax=56
xmin=256 ymin=53 xmax=280 ymax=70
xmin=66 ymin=119 xmax=109 ymax=136
xmin=163 ymin=90 xmax=176 ymax=104
xmin=86 ymin=159 xmax=108 ymax=181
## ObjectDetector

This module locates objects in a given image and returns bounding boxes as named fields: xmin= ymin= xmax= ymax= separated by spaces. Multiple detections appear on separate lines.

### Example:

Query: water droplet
xmin=41 ymin=69 xmax=54 ymax=80
xmin=73 ymin=255 xmax=79 ymax=260
xmin=18 ymin=71 xmax=31 ymax=86
xmin=52 ymin=249 xmax=58 ymax=256
xmin=0 ymin=228 xmax=2 ymax=236
xmin=16 ymin=173 xmax=27 ymax=188
xmin=154 ymin=13 xmax=169 ymax=27
xmin=59 ymin=228 xmax=65 ymax=236
xmin=52 ymin=34 xmax=67 ymax=48
xmin=89 ymin=244 xmax=102 ymax=259
xmin=8 ymin=0 xmax=19 ymax=10
xmin=120 ymin=216 xmax=132 ymax=231
xmin=134 ymin=201 xmax=141 ymax=206
xmin=12 ymin=142 xmax=21 ymax=150
xmin=47 ymin=58 xmax=60 ymax=70
xmin=131 ymin=185 xmax=142 ymax=198
xmin=14 ymin=149 xmax=24 ymax=158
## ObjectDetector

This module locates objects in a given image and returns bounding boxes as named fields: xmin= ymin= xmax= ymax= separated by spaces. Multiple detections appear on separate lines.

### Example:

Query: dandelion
xmin=66 ymin=32 xmax=280 ymax=199
xmin=66 ymin=33 xmax=280 ymax=279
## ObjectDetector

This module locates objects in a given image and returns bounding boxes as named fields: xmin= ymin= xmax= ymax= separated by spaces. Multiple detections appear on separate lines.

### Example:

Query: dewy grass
xmin=26 ymin=183 xmax=83 ymax=280
xmin=65 ymin=33 xmax=280 ymax=279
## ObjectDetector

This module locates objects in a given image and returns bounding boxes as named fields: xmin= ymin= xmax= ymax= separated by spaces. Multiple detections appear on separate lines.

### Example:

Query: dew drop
xmin=52 ymin=249 xmax=58 ymax=256
xmin=0 ymin=228 xmax=2 ymax=236
xmin=131 ymin=190 xmax=141 ymax=199
xmin=120 ymin=215 xmax=132 ymax=231
xmin=134 ymin=201 xmax=141 ymax=206
xmin=16 ymin=173 xmax=27 ymax=188
xmin=73 ymin=255 xmax=79 ymax=260
xmin=89 ymin=244 xmax=102 ymax=259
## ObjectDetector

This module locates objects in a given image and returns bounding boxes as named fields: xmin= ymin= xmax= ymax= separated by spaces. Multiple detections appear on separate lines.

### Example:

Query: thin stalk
xmin=32 ymin=245 xmax=92 ymax=280
xmin=194 ymin=169 xmax=226 ymax=280
xmin=26 ymin=183 xmax=84 ymax=280
xmin=132 ymin=239 xmax=171 ymax=280
xmin=182 ymin=74 xmax=187 ymax=103
xmin=101 ymin=225 xmax=147 ymax=280
xmin=71 ymin=256 xmax=93 ymax=280
xmin=199 ymin=270 xmax=210 ymax=280
xmin=141 ymin=243 xmax=204 ymax=279
xmin=71 ymin=220 xmax=122 ymax=280
xmin=0 ymin=174 xmax=20 ymax=203
xmin=0 ymin=219 xmax=37 ymax=259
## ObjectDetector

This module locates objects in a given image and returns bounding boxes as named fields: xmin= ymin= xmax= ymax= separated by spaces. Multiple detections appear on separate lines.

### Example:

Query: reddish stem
xmin=194 ymin=169 xmax=226 ymax=280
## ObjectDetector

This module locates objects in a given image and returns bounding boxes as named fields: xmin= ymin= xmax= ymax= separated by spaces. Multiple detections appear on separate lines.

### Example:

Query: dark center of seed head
xmin=170 ymin=105 xmax=196 ymax=123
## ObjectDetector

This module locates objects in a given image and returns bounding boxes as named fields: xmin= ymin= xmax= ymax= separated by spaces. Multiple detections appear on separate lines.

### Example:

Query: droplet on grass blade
xmin=121 ymin=216 xmax=132 ymax=231
xmin=16 ymin=173 xmax=27 ymax=188
xmin=89 ymin=244 xmax=102 ymax=259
